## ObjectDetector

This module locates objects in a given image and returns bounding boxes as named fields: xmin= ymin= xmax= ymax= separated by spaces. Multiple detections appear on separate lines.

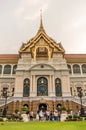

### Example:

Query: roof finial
xmin=39 ymin=9 xmax=44 ymax=31
xmin=37 ymin=9 xmax=45 ymax=34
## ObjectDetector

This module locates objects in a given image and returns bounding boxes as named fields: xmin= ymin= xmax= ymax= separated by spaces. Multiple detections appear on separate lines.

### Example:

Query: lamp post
xmin=1 ymin=89 xmax=13 ymax=118
xmin=78 ymin=89 xmax=84 ymax=116
xmin=0 ymin=87 xmax=14 ymax=118
xmin=66 ymin=100 xmax=70 ymax=113
xmin=2 ymin=89 xmax=9 ymax=118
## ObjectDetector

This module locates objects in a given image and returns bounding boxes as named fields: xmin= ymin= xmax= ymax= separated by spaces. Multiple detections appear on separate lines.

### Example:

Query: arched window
xmin=73 ymin=64 xmax=80 ymax=74
xmin=23 ymin=78 xmax=30 ymax=97
xmin=82 ymin=64 xmax=86 ymax=73
xmin=0 ymin=65 xmax=2 ymax=74
xmin=37 ymin=77 xmax=48 ymax=96
xmin=3 ymin=65 xmax=11 ymax=74
xmin=12 ymin=65 xmax=17 ymax=74
xmin=67 ymin=64 xmax=72 ymax=74
xmin=55 ymin=78 xmax=62 ymax=96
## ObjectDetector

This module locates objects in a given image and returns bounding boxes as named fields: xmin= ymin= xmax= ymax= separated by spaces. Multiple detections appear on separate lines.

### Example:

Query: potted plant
xmin=21 ymin=106 xmax=29 ymax=114
xmin=62 ymin=105 xmax=67 ymax=113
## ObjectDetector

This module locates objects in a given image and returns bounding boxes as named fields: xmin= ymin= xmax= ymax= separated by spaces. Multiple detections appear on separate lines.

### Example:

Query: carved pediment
xmin=35 ymin=38 xmax=49 ymax=47
xmin=29 ymin=64 xmax=55 ymax=71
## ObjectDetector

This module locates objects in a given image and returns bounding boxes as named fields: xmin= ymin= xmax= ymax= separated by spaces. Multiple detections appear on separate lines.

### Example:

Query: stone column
xmin=52 ymin=75 xmax=55 ymax=96
xmin=33 ymin=75 xmax=36 ymax=96
xmin=49 ymin=75 xmax=55 ymax=96
xmin=48 ymin=75 xmax=51 ymax=96
xmin=80 ymin=64 xmax=82 ymax=76
xmin=62 ymin=75 xmax=71 ymax=97
xmin=2 ymin=65 xmax=4 ymax=76
xmin=30 ymin=75 xmax=33 ymax=96
xmin=11 ymin=65 xmax=13 ymax=76
xmin=71 ymin=64 xmax=73 ymax=75
xmin=30 ymin=75 xmax=36 ymax=97
xmin=14 ymin=76 xmax=23 ymax=97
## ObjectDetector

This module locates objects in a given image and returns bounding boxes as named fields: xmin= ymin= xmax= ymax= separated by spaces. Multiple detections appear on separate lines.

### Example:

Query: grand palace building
xmin=0 ymin=15 xmax=86 ymax=115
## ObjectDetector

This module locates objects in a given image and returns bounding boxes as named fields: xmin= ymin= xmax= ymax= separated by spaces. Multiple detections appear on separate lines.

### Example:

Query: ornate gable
xmin=19 ymin=13 xmax=65 ymax=60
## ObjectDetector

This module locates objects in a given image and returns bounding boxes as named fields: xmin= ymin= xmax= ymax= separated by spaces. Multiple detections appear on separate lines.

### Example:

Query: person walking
xmin=29 ymin=110 xmax=34 ymax=121
xmin=50 ymin=111 xmax=53 ymax=121
xmin=54 ymin=110 xmax=58 ymax=121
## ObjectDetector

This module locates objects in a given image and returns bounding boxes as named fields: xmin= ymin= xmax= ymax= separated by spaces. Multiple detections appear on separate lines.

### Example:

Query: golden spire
xmin=38 ymin=9 xmax=45 ymax=32
xmin=40 ymin=9 xmax=43 ymax=29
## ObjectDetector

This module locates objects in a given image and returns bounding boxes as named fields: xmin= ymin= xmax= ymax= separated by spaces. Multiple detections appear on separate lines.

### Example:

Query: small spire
xmin=40 ymin=9 xmax=43 ymax=29
xmin=39 ymin=9 xmax=45 ymax=32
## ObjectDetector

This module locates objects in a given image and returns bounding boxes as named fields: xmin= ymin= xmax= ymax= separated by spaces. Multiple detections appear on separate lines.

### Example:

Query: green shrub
xmin=0 ymin=117 xmax=3 ymax=121
xmin=14 ymin=114 xmax=19 ymax=120
xmin=15 ymin=109 xmax=19 ymax=114
xmin=7 ymin=115 xmax=12 ymax=121
xmin=68 ymin=115 xmax=72 ymax=119
xmin=18 ymin=116 xmax=23 ymax=121
xmin=73 ymin=114 xmax=79 ymax=118
xmin=84 ymin=117 xmax=86 ymax=120
xmin=62 ymin=106 xmax=67 ymax=111
xmin=21 ymin=106 xmax=28 ymax=111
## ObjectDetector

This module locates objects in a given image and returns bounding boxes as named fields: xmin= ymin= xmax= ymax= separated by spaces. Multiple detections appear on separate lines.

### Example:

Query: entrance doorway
xmin=38 ymin=103 xmax=47 ymax=112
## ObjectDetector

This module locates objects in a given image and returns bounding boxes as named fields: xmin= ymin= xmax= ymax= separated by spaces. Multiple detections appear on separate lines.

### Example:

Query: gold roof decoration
xmin=19 ymin=11 xmax=65 ymax=55
xmin=37 ymin=9 xmax=45 ymax=33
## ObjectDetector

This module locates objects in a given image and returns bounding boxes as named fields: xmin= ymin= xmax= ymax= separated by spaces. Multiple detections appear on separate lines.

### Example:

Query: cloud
xmin=15 ymin=0 xmax=50 ymax=20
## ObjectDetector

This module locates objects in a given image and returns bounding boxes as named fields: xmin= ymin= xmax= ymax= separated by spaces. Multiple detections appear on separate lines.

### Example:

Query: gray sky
xmin=0 ymin=0 xmax=86 ymax=54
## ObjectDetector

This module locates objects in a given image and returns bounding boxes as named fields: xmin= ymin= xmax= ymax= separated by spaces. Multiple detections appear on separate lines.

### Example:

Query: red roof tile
xmin=64 ymin=54 xmax=86 ymax=59
xmin=0 ymin=54 xmax=19 ymax=59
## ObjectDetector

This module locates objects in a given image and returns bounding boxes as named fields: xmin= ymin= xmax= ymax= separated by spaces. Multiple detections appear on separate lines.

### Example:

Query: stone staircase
xmin=0 ymin=96 xmax=86 ymax=108
xmin=0 ymin=97 xmax=13 ymax=107
xmin=72 ymin=97 xmax=86 ymax=107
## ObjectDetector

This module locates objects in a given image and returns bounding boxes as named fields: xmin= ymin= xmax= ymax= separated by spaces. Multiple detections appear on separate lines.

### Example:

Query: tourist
xmin=58 ymin=111 xmax=61 ymax=121
xmin=50 ymin=111 xmax=53 ymax=121
xmin=54 ymin=110 xmax=58 ymax=121
xmin=36 ymin=111 xmax=39 ymax=121
xmin=39 ymin=110 xmax=44 ymax=121
xmin=45 ymin=110 xmax=50 ymax=121
xmin=29 ymin=110 xmax=34 ymax=121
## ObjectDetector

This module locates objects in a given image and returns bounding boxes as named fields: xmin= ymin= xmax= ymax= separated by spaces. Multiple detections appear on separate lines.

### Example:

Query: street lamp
xmin=2 ymin=89 xmax=9 ymax=118
xmin=1 ymin=88 xmax=14 ymax=118
xmin=66 ymin=100 xmax=70 ymax=113
xmin=78 ymin=89 xmax=84 ymax=116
